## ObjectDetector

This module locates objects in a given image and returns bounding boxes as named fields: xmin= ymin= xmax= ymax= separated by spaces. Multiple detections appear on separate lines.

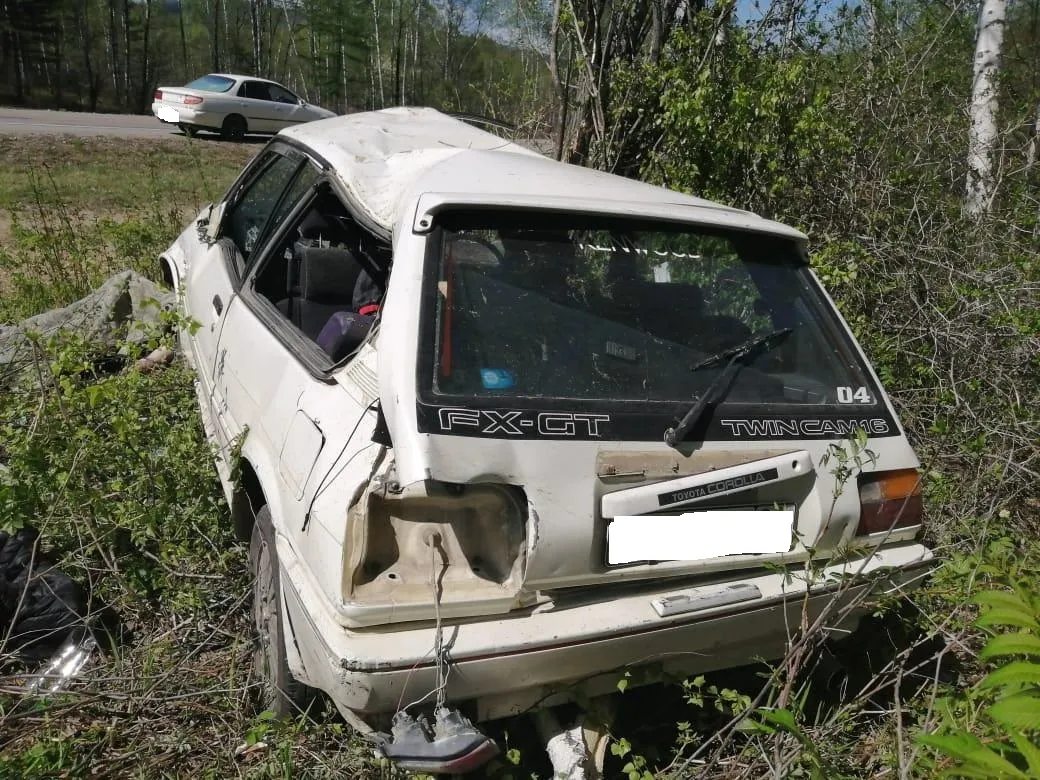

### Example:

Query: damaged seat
xmin=315 ymin=271 xmax=382 ymax=362
xmin=278 ymin=242 xmax=363 ymax=340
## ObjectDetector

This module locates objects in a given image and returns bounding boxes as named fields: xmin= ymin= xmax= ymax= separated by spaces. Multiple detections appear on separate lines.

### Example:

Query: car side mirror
xmin=204 ymin=201 xmax=228 ymax=242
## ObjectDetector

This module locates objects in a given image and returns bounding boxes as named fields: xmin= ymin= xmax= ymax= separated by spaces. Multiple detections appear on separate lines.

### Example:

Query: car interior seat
xmin=631 ymin=281 xmax=708 ymax=346
xmin=277 ymin=241 xmax=363 ymax=340
xmin=497 ymin=229 xmax=575 ymax=300
xmin=699 ymin=313 xmax=752 ymax=351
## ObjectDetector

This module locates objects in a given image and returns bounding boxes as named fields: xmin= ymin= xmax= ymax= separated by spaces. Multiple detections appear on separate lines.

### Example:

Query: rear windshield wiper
xmin=663 ymin=328 xmax=793 ymax=448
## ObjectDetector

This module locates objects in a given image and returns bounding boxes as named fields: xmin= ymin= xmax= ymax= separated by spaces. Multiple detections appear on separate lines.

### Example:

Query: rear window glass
xmin=185 ymin=74 xmax=236 ymax=93
xmin=424 ymin=211 xmax=880 ymax=409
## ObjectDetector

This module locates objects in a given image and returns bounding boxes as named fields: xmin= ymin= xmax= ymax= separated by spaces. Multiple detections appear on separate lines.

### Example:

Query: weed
xmin=917 ymin=580 xmax=1040 ymax=778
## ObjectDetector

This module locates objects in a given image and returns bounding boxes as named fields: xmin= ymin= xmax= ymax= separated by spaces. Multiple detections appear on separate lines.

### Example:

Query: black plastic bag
xmin=0 ymin=526 xmax=88 ymax=664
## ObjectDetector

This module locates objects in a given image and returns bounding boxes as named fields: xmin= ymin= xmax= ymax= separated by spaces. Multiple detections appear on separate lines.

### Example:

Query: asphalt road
xmin=0 ymin=107 xmax=201 ymax=138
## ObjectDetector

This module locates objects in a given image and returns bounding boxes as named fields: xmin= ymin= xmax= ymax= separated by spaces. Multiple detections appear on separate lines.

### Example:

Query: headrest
xmin=639 ymin=281 xmax=704 ymax=316
xmin=352 ymin=271 xmax=382 ymax=309
xmin=297 ymin=243 xmax=362 ymax=302
xmin=609 ymin=280 xmax=704 ymax=317
xmin=298 ymin=211 xmax=331 ymax=240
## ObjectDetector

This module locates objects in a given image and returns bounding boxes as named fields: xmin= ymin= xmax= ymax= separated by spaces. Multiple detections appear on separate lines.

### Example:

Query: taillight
xmin=183 ymin=95 xmax=203 ymax=105
xmin=342 ymin=482 xmax=527 ymax=626
xmin=856 ymin=469 xmax=923 ymax=536
xmin=154 ymin=90 xmax=163 ymax=101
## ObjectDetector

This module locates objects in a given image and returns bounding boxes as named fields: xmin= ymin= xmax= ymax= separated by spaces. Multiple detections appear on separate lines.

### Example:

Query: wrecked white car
xmin=160 ymin=107 xmax=934 ymax=774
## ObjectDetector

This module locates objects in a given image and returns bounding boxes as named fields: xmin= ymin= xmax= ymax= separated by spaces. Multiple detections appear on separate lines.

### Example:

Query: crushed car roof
xmin=280 ymin=107 xmax=807 ymax=241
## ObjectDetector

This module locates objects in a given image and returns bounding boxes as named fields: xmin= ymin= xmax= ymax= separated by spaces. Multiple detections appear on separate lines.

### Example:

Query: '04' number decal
xmin=836 ymin=386 xmax=873 ymax=404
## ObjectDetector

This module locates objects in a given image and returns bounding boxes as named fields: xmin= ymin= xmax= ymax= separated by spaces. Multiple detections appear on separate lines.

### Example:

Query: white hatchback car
xmin=160 ymin=107 xmax=934 ymax=774
xmin=151 ymin=73 xmax=335 ymax=140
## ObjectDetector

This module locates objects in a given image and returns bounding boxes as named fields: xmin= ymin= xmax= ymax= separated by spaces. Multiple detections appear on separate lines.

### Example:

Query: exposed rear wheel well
xmin=233 ymin=460 xmax=266 ymax=542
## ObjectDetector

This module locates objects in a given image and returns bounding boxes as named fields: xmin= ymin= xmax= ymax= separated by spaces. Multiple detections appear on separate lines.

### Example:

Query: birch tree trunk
xmin=548 ymin=0 xmax=566 ymax=159
xmin=714 ymin=0 xmax=733 ymax=50
xmin=138 ymin=0 xmax=151 ymax=111
xmin=392 ymin=0 xmax=402 ymax=105
xmin=781 ymin=0 xmax=802 ymax=57
xmin=121 ymin=0 xmax=131 ymax=104
xmin=864 ymin=0 xmax=877 ymax=91
xmin=250 ymin=0 xmax=261 ymax=74
xmin=1025 ymin=100 xmax=1040 ymax=173
xmin=106 ymin=0 xmax=119 ymax=95
xmin=14 ymin=32 xmax=26 ymax=101
xmin=371 ymin=0 xmax=384 ymax=107
xmin=966 ymin=0 xmax=1007 ymax=218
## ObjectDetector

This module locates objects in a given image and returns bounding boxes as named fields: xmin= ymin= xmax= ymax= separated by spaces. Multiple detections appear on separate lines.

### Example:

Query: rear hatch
xmin=336 ymin=208 xmax=922 ymax=625
xmin=410 ymin=209 xmax=923 ymax=590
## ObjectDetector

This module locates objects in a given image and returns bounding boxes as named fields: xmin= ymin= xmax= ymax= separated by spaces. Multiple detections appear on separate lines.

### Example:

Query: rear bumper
xmin=151 ymin=101 xmax=220 ymax=128
xmin=278 ymin=539 xmax=933 ymax=719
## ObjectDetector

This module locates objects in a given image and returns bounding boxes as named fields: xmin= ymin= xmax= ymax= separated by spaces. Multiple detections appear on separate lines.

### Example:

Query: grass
xmin=0 ymin=136 xmax=389 ymax=779
xmin=0 ymin=136 xmax=1037 ymax=779
xmin=0 ymin=135 xmax=255 ymax=218
xmin=0 ymin=136 xmax=256 ymax=323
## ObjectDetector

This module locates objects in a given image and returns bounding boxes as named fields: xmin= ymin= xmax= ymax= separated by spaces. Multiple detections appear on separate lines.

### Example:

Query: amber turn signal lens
xmin=857 ymin=468 xmax=923 ymax=536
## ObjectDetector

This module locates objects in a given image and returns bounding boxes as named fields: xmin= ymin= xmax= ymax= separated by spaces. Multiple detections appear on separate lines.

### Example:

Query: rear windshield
xmin=422 ymin=211 xmax=881 ymax=412
xmin=185 ymin=74 xmax=236 ymax=93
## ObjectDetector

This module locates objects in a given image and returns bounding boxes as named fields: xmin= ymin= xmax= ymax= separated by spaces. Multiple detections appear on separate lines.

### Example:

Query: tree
xmin=966 ymin=0 xmax=1007 ymax=217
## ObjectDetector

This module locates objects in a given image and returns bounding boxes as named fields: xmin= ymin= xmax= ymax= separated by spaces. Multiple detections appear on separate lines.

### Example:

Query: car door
xmin=201 ymin=146 xmax=309 ymax=452
xmin=266 ymin=84 xmax=309 ymax=130
xmin=237 ymin=80 xmax=277 ymax=132
xmin=181 ymin=150 xmax=285 ymax=428
xmin=210 ymin=154 xmax=351 ymax=550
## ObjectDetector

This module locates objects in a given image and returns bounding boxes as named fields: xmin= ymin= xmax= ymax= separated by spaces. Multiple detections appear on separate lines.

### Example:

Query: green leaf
xmin=1011 ymin=732 xmax=1040 ymax=776
xmin=980 ymin=633 xmax=1040 ymax=661
xmin=986 ymin=694 xmax=1040 ymax=732
xmin=973 ymin=588 xmax=1036 ymax=616
xmin=978 ymin=661 xmax=1040 ymax=690
xmin=941 ymin=768 xmax=1017 ymax=780
xmin=611 ymin=738 xmax=631 ymax=758
xmin=974 ymin=588 xmax=1040 ymax=632
xmin=758 ymin=708 xmax=799 ymax=733
xmin=920 ymin=732 xmax=1029 ymax=778
xmin=977 ymin=610 xmax=1040 ymax=633
xmin=917 ymin=732 xmax=985 ymax=762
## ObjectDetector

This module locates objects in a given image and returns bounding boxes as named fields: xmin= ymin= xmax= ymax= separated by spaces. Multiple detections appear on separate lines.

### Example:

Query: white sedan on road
xmin=151 ymin=73 xmax=335 ymax=140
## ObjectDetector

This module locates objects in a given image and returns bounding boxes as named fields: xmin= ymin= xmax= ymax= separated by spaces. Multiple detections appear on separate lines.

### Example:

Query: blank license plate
xmin=157 ymin=105 xmax=180 ymax=123
xmin=607 ymin=509 xmax=795 ymax=565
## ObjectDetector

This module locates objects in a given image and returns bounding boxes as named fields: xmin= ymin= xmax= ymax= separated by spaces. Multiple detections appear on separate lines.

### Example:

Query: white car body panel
xmin=162 ymin=107 xmax=935 ymax=741
xmin=280 ymin=107 xmax=804 ymax=241
xmin=276 ymin=534 xmax=932 ymax=717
